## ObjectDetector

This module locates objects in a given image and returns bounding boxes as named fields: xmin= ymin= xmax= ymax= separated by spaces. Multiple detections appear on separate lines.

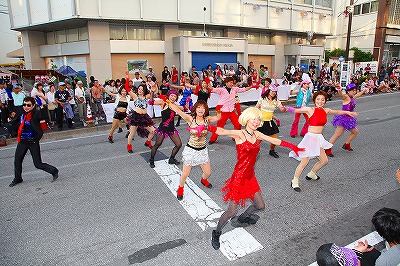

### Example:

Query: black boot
xmin=211 ymin=230 xmax=221 ymax=250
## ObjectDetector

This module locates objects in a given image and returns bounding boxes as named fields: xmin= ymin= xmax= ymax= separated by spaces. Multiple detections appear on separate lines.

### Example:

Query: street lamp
xmin=203 ymin=7 xmax=207 ymax=36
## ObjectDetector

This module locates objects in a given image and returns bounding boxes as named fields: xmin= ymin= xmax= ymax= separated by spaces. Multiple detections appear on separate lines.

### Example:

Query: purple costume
xmin=331 ymin=97 xmax=357 ymax=130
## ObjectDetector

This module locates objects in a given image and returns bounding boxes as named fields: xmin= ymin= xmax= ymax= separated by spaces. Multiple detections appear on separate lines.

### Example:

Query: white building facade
xmin=326 ymin=0 xmax=400 ymax=67
xmin=8 ymin=0 xmax=334 ymax=82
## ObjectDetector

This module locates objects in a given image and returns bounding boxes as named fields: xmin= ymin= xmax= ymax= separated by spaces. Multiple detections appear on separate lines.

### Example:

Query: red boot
xmin=177 ymin=186 xmax=184 ymax=200
xmin=144 ymin=140 xmax=153 ymax=148
xmin=127 ymin=144 xmax=133 ymax=153
xmin=342 ymin=143 xmax=353 ymax=151
xmin=108 ymin=135 xmax=114 ymax=143
xmin=325 ymin=148 xmax=334 ymax=157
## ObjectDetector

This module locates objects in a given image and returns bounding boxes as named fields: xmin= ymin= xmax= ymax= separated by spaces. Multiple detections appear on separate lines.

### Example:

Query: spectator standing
xmin=132 ymin=72 xmax=143 ymax=89
xmin=189 ymin=66 xmax=197 ymax=81
xmin=46 ymin=84 xmax=57 ymax=128
xmin=0 ymin=80 xmax=10 ymax=125
xmin=66 ymin=81 xmax=76 ymax=117
xmin=55 ymin=82 xmax=74 ymax=130
xmin=11 ymin=84 xmax=25 ymax=119
xmin=161 ymin=66 xmax=171 ymax=82
xmin=75 ymin=81 xmax=87 ymax=126
xmin=146 ymin=66 xmax=156 ymax=79
xmin=364 ymin=63 xmax=372 ymax=75
xmin=192 ymin=72 xmax=200 ymax=86
xmin=171 ymin=65 xmax=179 ymax=85
xmin=247 ymin=61 xmax=255 ymax=74
xmin=91 ymin=80 xmax=104 ymax=122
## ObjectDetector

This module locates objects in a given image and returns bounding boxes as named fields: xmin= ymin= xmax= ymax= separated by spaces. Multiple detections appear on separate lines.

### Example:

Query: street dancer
xmin=168 ymin=100 xmax=221 ymax=200
xmin=103 ymin=86 xmax=131 ymax=143
xmin=208 ymin=77 xmax=254 ymax=144
xmin=148 ymin=90 xmax=183 ymax=168
xmin=289 ymin=79 xmax=312 ymax=138
xmin=170 ymin=77 xmax=197 ymax=127
xmin=286 ymin=91 xmax=358 ymax=192
xmin=124 ymin=74 xmax=156 ymax=153
xmin=210 ymin=107 xmax=303 ymax=250
xmin=255 ymin=84 xmax=287 ymax=158
xmin=325 ymin=83 xmax=367 ymax=157
xmin=9 ymin=96 xmax=59 ymax=187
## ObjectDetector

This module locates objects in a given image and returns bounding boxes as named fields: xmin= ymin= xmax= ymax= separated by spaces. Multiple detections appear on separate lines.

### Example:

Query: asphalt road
xmin=1 ymin=92 xmax=399 ymax=266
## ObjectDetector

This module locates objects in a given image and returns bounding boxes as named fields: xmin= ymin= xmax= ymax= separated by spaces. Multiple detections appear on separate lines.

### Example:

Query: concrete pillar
xmin=87 ymin=21 xmax=112 ymax=83
xmin=271 ymin=32 xmax=288 ymax=77
xmin=21 ymin=31 xmax=46 ymax=69
xmin=163 ymin=25 xmax=180 ymax=69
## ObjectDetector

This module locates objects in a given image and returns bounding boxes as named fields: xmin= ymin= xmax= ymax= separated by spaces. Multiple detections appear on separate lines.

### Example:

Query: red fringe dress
xmin=222 ymin=139 xmax=261 ymax=206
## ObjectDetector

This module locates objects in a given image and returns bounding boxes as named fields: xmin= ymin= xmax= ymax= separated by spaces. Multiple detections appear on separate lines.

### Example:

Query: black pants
xmin=56 ymin=106 xmax=73 ymax=129
xmin=13 ymin=140 xmax=58 ymax=182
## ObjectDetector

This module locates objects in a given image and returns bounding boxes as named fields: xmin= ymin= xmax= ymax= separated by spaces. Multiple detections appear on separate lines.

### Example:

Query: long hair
xmin=190 ymin=100 xmax=209 ymax=117
xmin=261 ymin=88 xmax=277 ymax=100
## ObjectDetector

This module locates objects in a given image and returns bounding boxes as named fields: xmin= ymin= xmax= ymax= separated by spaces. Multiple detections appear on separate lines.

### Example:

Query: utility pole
xmin=345 ymin=0 xmax=354 ymax=61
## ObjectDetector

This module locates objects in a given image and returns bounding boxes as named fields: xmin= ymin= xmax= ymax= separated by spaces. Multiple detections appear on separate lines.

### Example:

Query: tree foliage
xmin=325 ymin=47 xmax=374 ymax=62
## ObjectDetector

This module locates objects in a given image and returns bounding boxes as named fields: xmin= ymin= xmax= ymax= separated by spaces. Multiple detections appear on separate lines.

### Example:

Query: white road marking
xmin=308 ymin=231 xmax=384 ymax=266
xmin=152 ymin=159 xmax=263 ymax=261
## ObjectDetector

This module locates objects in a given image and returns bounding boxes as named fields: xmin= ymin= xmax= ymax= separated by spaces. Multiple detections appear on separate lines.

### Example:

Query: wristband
xmin=286 ymin=106 xmax=295 ymax=113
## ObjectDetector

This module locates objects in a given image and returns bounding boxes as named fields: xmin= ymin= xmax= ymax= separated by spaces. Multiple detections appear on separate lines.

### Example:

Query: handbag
xmin=48 ymin=103 xmax=57 ymax=110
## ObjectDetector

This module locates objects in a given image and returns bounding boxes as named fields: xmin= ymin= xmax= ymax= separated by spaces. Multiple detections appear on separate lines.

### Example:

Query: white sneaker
xmin=99 ymin=116 xmax=105 ymax=121
xmin=95 ymin=121 xmax=98 ymax=126
xmin=83 ymin=121 xmax=88 ymax=127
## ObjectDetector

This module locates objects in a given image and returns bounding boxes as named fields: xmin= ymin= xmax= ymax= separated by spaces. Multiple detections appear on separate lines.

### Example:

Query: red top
xmin=308 ymin=107 xmax=327 ymax=126
xmin=221 ymin=139 xmax=261 ymax=206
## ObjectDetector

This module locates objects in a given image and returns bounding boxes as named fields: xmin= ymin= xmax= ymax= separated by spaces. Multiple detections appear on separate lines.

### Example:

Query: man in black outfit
xmin=10 ymin=96 xmax=59 ymax=187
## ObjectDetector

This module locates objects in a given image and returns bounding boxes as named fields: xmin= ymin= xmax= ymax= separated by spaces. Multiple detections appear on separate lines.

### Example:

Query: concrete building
xmin=8 ymin=0 xmax=335 ymax=82
xmin=326 ymin=0 xmax=400 ymax=67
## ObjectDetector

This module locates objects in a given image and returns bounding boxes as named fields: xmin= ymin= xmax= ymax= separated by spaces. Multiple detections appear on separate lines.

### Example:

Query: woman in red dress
xmin=208 ymin=107 xmax=303 ymax=250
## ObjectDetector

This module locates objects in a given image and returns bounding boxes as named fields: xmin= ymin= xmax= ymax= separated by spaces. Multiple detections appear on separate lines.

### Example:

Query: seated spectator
xmin=366 ymin=76 xmax=376 ymax=94
xmin=389 ymin=76 xmax=399 ymax=91
xmin=323 ymin=77 xmax=334 ymax=101
xmin=316 ymin=241 xmax=379 ymax=266
xmin=378 ymin=78 xmax=392 ymax=93
xmin=371 ymin=207 xmax=400 ymax=266
xmin=313 ymin=77 xmax=324 ymax=93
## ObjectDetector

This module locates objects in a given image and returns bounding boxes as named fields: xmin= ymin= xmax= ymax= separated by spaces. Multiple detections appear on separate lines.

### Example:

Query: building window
xmin=46 ymin=32 xmax=55 ymax=45
xmin=315 ymin=0 xmax=332 ymax=8
xmin=66 ymin=28 xmax=78 ymax=42
xmin=239 ymin=31 xmax=270 ymax=44
xmin=110 ymin=25 xmax=127 ymax=40
xmin=110 ymin=24 xmax=162 ymax=40
xmin=294 ymin=0 xmax=312 ymax=4
xmin=79 ymin=27 xmax=88 ymax=41
xmin=353 ymin=4 xmax=361 ymax=15
xmin=46 ymin=27 xmax=88 ymax=44
xmin=388 ymin=0 xmax=400 ymax=25
xmin=362 ymin=2 xmax=371 ymax=14
xmin=55 ymin=30 xmax=66 ymax=43
xmin=370 ymin=1 xmax=379 ymax=12
xmin=179 ymin=28 xmax=223 ymax=37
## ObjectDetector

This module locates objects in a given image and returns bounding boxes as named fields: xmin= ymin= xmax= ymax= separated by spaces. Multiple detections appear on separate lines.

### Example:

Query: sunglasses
xmin=23 ymin=103 xmax=32 ymax=107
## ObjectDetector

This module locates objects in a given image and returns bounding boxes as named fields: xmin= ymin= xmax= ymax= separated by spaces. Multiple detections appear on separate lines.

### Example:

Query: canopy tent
xmin=56 ymin=65 xmax=78 ymax=77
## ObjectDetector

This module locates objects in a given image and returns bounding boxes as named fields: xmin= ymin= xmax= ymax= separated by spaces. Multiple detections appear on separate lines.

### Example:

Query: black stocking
xmin=169 ymin=134 xmax=182 ymax=158
xmin=150 ymin=134 xmax=165 ymax=159
xmin=216 ymin=201 xmax=238 ymax=232
xmin=238 ymin=191 xmax=265 ymax=220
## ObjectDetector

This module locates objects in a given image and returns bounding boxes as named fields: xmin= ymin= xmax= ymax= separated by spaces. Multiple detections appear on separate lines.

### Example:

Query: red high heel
xmin=342 ymin=143 xmax=353 ymax=151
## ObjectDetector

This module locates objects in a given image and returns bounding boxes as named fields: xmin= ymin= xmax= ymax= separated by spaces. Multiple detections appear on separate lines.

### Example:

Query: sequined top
xmin=186 ymin=118 xmax=209 ymax=150
xmin=342 ymin=97 xmax=356 ymax=112
xmin=134 ymin=97 xmax=148 ymax=109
